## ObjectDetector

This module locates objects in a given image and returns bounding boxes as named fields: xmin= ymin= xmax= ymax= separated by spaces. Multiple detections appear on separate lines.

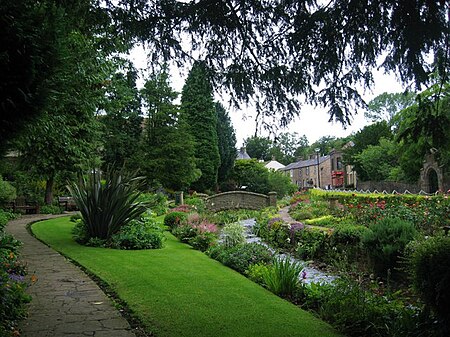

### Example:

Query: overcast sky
xmin=129 ymin=46 xmax=405 ymax=146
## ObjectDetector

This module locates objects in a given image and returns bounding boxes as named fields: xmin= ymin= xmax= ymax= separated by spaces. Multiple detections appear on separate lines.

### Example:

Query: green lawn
xmin=32 ymin=217 xmax=342 ymax=337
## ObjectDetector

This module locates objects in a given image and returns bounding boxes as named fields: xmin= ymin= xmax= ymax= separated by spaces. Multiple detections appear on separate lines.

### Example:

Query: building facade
xmin=281 ymin=150 xmax=351 ymax=189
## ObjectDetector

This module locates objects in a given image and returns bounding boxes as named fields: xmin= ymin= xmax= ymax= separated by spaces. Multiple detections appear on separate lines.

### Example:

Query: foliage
xmin=163 ymin=212 xmax=188 ymax=230
xmin=13 ymin=29 xmax=107 ymax=204
xmin=246 ymin=263 xmax=270 ymax=286
xmin=215 ymin=102 xmax=236 ymax=187
xmin=300 ymin=277 xmax=425 ymax=337
xmin=231 ymin=159 xmax=270 ymax=194
xmin=263 ymin=258 xmax=305 ymax=299
xmin=137 ymin=193 xmax=168 ymax=216
xmin=184 ymin=195 xmax=206 ymax=213
xmin=267 ymin=170 xmax=297 ymax=198
xmin=207 ymin=243 xmax=273 ymax=274
xmin=0 ymin=231 xmax=30 ymax=336
xmin=296 ymin=228 xmax=331 ymax=260
xmin=100 ymin=64 xmax=143 ymax=169
xmin=354 ymin=137 xmax=404 ymax=181
xmin=181 ymin=61 xmax=220 ymax=192
xmin=343 ymin=121 xmax=393 ymax=181
xmin=0 ymin=210 xmax=16 ymax=230
xmin=290 ymin=199 xmax=331 ymax=221
xmin=171 ymin=213 xmax=218 ymax=251
xmin=221 ymin=222 xmax=246 ymax=248
xmin=407 ymin=236 xmax=450 ymax=329
xmin=67 ymin=169 xmax=147 ymax=241
xmin=139 ymin=69 xmax=200 ymax=191
xmin=208 ymin=209 xmax=260 ymax=226
xmin=394 ymin=84 xmax=450 ymax=182
xmin=244 ymin=136 xmax=273 ymax=161
xmin=366 ymin=91 xmax=416 ymax=124
xmin=304 ymin=215 xmax=339 ymax=228
xmin=0 ymin=176 xmax=16 ymax=204
xmin=39 ymin=204 xmax=62 ymax=215
xmin=110 ymin=218 xmax=165 ymax=250
xmin=362 ymin=217 xmax=417 ymax=277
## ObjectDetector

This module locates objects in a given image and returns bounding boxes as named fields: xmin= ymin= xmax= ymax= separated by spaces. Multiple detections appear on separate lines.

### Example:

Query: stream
xmin=239 ymin=218 xmax=336 ymax=285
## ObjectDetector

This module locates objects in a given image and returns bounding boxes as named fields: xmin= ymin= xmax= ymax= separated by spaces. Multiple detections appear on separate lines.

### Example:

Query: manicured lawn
xmin=32 ymin=217 xmax=342 ymax=337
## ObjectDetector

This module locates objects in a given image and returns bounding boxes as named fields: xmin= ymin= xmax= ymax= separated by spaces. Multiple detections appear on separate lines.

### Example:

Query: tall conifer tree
xmin=215 ymin=102 xmax=236 ymax=188
xmin=181 ymin=62 xmax=220 ymax=192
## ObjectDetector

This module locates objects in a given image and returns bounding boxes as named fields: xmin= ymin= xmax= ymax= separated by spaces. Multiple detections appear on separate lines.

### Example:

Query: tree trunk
xmin=44 ymin=176 xmax=54 ymax=205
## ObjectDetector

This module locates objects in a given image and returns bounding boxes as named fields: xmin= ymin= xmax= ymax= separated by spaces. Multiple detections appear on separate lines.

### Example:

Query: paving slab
xmin=5 ymin=214 xmax=136 ymax=337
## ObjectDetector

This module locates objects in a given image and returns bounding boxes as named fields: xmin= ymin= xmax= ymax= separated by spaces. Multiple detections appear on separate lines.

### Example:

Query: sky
xmin=129 ymin=46 xmax=405 ymax=146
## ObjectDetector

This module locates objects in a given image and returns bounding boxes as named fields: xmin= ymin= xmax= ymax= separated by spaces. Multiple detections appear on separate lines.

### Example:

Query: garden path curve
xmin=5 ymin=214 xmax=136 ymax=337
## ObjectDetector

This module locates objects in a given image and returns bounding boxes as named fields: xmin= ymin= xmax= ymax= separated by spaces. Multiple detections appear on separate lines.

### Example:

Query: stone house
xmin=281 ymin=150 xmax=349 ymax=189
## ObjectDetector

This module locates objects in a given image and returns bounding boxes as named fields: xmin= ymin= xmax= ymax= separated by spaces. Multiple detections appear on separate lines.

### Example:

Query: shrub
xmin=246 ymin=263 xmax=270 ymax=286
xmin=172 ymin=224 xmax=198 ymax=244
xmin=408 ymin=236 xmax=450 ymax=328
xmin=188 ymin=231 xmax=217 ymax=252
xmin=164 ymin=211 xmax=188 ymax=229
xmin=362 ymin=217 xmax=417 ymax=277
xmin=0 ymin=233 xmax=30 ymax=336
xmin=184 ymin=196 xmax=206 ymax=213
xmin=137 ymin=193 xmax=168 ymax=216
xmin=295 ymin=228 xmax=330 ymax=260
xmin=263 ymin=257 xmax=305 ymax=298
xmin=221 ymin=222 xmax=246 ymax=248
xmin=111 ymin=219 xmax=165 ymax=250
xmin=67 ymin=169 xmax=147 ymax=241
xmin=0 ymin=209 xmax=16 ymax=230
xmin=301 ymin=277 xmax=422 ymax=337
xmin=220 ymin=243 xmax=273 ymax=274
xmin=0 ymin=175 xmax=16 ymax=204
xmin=40 ymin=204 xmax=62 ymax=214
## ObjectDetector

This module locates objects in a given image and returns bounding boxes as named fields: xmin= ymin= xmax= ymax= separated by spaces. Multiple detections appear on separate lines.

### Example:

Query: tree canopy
xmin=1 ymin=0 xmax=448 ymax=149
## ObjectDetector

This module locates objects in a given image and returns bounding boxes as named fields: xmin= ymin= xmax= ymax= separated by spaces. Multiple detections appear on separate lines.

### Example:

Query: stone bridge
xmin=205 ymin=191 xmax=277 ymax=212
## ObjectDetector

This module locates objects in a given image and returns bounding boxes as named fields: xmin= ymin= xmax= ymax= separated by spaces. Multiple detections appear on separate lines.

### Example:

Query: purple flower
xmin=8 ymin=274 xmax=25 ymax=282
xmin=301 ymin=271 xmax=307 ymax=280
xmin=268 ymin=217 xmax=283 ymax=228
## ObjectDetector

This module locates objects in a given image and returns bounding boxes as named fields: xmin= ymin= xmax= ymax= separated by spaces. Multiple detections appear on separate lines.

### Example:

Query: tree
xmin=244 ymin=136 xmax=273 ymax=161
xmin=355 ymin=138 xmax=403 ymax=181
xmin=366 ymin=91 xmax=416 ymax=124
xmin=140 ymin=70 xmax=200 ymax=191
xmin=14 ymin=31 xmax=106 ymax=204
xmin=180 ymin=62 xmax=220 ymax=192
xmin=100 ymin=63 xmax=143 ymax=169
xmin=231 ymin=159 xmax=270 ymax=194
xmin=2 ymin=1 xmax=448 ymax=149
xmin=216 ymin=102 xmax=237 ymax=187
xmin=115 ymin=1 xmax=448 ymax=127
xmin=268 ymin=170 xmax=297 ymax=198
xmin=394 ymin=82 xmax=450 ymax=182
xmin=343 ymin=122 xmax=393 ymax=181
xmin=272 ymin=132 xmax=309 ymax=164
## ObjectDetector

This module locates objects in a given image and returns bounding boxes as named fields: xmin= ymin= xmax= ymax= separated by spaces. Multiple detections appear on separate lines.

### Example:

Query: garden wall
xmin=205 ymin=191 xmax=277 ymax=211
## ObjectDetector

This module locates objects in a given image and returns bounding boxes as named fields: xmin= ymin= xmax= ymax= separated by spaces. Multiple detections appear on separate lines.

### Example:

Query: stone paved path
xmin=5 ymin=214 xmax=136 ymax=337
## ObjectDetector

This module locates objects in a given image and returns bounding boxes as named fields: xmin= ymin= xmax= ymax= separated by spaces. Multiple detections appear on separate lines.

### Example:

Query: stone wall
xmin=205 ymin=191 xmax=277 ymax=212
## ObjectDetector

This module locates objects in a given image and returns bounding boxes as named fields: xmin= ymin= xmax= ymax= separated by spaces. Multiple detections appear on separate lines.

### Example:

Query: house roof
xmin=236 ymin=147 xmax=251 ymax=160
xmin=264 ymin=160 xmax=285 ymax=170
xmin=281 ymin=155 xmax=329 ymax=171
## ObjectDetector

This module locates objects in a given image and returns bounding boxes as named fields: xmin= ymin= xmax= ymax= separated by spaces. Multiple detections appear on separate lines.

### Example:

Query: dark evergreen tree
xmin=140 ymin=70 xmax=200 ymax=191
xmin=215 ymin=103 xmax=236 ymax=188
xmin=101 ymin=63 xmax=143 ymax=169
xmin=181 ymin=62 xmax=220 ymax=192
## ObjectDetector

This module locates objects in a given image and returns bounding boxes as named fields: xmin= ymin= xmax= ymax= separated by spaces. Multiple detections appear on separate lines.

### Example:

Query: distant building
xmin=236 ymin=147 xmax=251 ymax=160
xmin=281 ymin=149 xmax=353 ymax=189
xmin=264 ymin=158 xmax=285 ymax=171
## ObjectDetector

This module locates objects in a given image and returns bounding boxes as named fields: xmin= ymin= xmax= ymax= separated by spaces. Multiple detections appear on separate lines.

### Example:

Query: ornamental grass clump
xmin=67 ymin=169 xmax=147 ymax=241
xmin=221 ymin=222 xmax=246 ymax=248
xmin=263 ymin=257 xmax=305 ymax=298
